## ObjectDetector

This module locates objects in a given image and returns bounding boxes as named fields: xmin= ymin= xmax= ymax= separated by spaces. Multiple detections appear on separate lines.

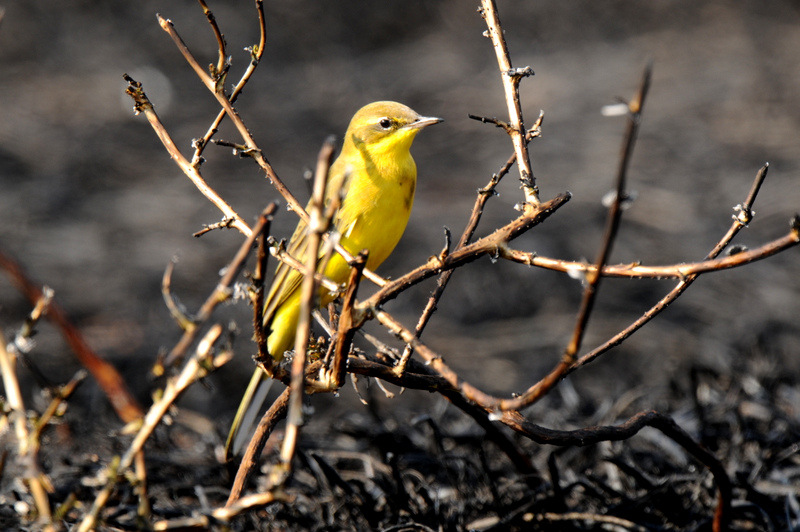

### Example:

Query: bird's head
xmin=345 ymin=101 xmax=442 ymax=156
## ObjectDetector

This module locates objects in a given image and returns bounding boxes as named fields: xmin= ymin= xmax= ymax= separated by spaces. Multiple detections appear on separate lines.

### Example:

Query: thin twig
xmin=157 ymin=13 xmax=388 ymax=288
xmin=395 ymin=116 xmax=543 ymax=374
xmin=162 ymin=204 xmax=276 ymax=367
xmin=479 ymin=0 xmax=539 ymax=207
xmin=193 ymin=217 xmax=236 ymax=237
xmin=499 ymin=65 xmax=652 ymax=411
xmin=190 ymin=0 xmax=266 ymax=166
xmin=252 ymin=222 xmax=272 ymax=370
xmin=196 ymin=0 xmax=227 ymax=80
xmin=30 ymin=370 xmax=86 ymax=444
xmin=570 ymin=163 xmax=776 ymax=373
xmin=157 ymin=15 xmax=306 ymax=222
xmin=499 ymin=228 xmax=799 ymax=278
xmin=357 ymin=193 xmax=570 ymax=312
xmin=368 ymin=170 xmax=797 ymax=415
xmin=77 ymin=324 xmax=232 ymax=532
xmin=266 ymin=238 xmax=342 ymax=296
xmin=273 ymin=138 xmax=336 ymax=486
xmin=0 ymin=247 xmax=143 ymax=423
xmin=123 ymin=74 xmax=252 ymax=237
xmin=158 ymin=491 xmax=289 ymax=529
xmin=161 ymin=259 xmax=194 ymax=332
xmin=0 ymin=329 xmax=53 ymax=526
xmin=134 ymin=448 xmax=150 ymax=522
xmin=327 ymin=251 xmax=368 ymax=388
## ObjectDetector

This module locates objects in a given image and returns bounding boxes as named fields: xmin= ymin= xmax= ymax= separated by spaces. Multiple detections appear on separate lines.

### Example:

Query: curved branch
xmin=123 ymin=75 xmax=252 ymax=237
xmin=162 ymin=204 xmax=277 ymax=367
xmin=190 ymin=1 xmax=266 ymax=166
xmin=500 ymin=229 xmax=799 ymax=278
xmin=357 ymin=192 xmax=571 ymax=312
xmin=347 ymin=354 xmax=731 ymax=531
xmin=158 ymin=13 xmax=388 ymax=287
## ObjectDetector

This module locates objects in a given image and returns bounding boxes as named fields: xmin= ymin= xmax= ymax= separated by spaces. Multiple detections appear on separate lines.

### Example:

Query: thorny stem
xmin=161 ymin=204 xmax=277 ymax=367
xmin=479 ymin=0 xmax=539 ymax=207
xmin=395 ymin=115 xmax=543 ymax=375
xmin=274 ymin=139 xmax=336 ymax=486
xmin=570 ymin=163 xmax=775 ymax=373
xmin=500 ymin=227 xmax=798 ymax=279
xmin=503 ymin=65 xmax=652 ymax=411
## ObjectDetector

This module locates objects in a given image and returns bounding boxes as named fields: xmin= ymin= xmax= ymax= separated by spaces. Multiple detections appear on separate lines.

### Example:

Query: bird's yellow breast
xmin=322 ymin=129 xmax=418 ymax=287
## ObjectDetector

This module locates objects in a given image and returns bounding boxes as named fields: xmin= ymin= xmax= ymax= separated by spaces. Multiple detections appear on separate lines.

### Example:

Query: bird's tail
xmin=224 ymin=369 xmax=273 ymax=460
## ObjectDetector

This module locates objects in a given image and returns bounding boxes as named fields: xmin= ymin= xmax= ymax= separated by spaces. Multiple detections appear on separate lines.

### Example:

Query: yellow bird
xmin=265 ymin=101 xmax=442 ymax=360
xmin=228 ymin=101 xmax=441 ymax=454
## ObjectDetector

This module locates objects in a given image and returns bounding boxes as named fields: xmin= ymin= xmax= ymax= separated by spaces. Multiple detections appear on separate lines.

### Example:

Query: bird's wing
xmin=262 ymin=158 xmax=355 ymax=327
xmin=262 ymin=217 xmax=308 ymax=327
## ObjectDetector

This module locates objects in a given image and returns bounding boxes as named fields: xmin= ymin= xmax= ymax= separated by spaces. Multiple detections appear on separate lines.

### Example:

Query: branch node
xmin=732 ymin=203 xmax=754 ymax=227
xmin=791 ymin=214 xmax=800 ymax=236
xmin=726 ymin=244 xmax=747 ymax=256
xmin=505 ymin=66 xmax=534 ymax=81
xmin=438 ymin=227 xmax=452 ymax=262
xmin=122 ymin=74 xmax=151 ymax=115
xmin=193 ymin=217 xmax=236 ymax=237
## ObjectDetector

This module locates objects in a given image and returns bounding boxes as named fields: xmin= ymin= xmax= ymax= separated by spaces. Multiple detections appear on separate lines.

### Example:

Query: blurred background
xmin=0 ymin=1 xmax=798 ymax=430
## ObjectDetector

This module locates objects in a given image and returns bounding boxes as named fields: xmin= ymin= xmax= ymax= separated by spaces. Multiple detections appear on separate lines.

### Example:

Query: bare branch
xmin=227 ymin=387 xmax=291 ymax=505
xmin=0 ymin=247 xmax=143 ymax=423
xmin=157 ymin=15 xmax=307 ymax=223
xmin=157 ymin=14 xmax=388 ymax=289
xmin=190 ymin=0 xmax=266 ymax=166
xmin=478 ymin=0 xmax=538 ymax=207
xmin=196 ymin=0 xmax=227 ymax=80
xmin=496 ymin=66 xmax=651 ymax=410
xmin=163 ymin=204 xmax=277 ymax=367
xmin=357 ymin=193 xmax=570 ymax=312
xmin=394 ymin=117 xmax=544 ymax=375
xmin=570 ymin=163 xmax=782 ymax=373
xmin=161 ymin=259 xmax=194 ymax=332
xmin=77 ymin=324 xmax=232 ymax=532
xmin=499 ymin=228 xmax=799 ymax=278
xmin=275 ymin=138 xmax=336 ymax=486
xmin=123 ymin=74 xmax=252 ymax=237
xmin=326 ymin=251 xmax=368 ymax=388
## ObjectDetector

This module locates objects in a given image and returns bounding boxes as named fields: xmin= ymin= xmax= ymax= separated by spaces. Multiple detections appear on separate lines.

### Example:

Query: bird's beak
xmin=407 ymin=115 xmax=444 ymax=130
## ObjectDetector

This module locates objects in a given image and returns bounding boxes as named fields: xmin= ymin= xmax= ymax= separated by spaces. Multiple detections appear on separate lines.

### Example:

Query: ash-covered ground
xmin=0 ymin=2 xmax=799 ymax=529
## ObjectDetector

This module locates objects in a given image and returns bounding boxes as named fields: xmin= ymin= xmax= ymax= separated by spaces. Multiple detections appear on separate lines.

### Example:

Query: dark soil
xmin=0 ymin=2 xmax=799 ymax=530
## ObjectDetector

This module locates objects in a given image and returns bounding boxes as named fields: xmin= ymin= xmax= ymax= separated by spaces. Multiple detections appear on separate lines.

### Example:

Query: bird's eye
xmin=379 ymin=118 xmax=393 ymax=129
